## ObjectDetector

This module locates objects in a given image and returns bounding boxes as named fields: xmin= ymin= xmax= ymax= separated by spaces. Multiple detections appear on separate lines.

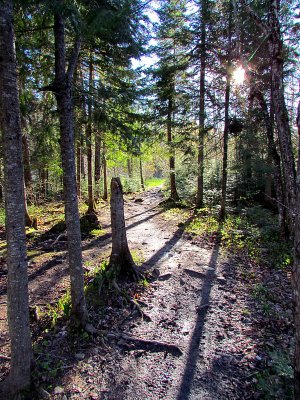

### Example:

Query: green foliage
xmin=182 ymin=206 xmax=292 ymax=270
xmin=255 ymin=350 xmax=293 ymax=399
xmin=144 ymin=177 xmax=165 ymax=189
xmin=47 ymin=292 xmax=71 ymax=327
xmin=121 ymin=177 xmax=141 ymax=193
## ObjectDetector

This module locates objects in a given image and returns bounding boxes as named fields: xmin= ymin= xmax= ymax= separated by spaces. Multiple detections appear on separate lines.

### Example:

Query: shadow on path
xmin=175 ymin=236 xmax=221 ymax=400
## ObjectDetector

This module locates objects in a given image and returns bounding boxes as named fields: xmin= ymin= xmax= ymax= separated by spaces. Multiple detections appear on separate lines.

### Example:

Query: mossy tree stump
xmin=109 ymin=177 xmax=139 ymax=280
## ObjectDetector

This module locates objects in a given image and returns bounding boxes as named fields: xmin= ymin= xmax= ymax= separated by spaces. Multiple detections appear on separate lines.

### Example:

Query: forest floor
xmin=0 ymin=186 xmax=294 ymax=399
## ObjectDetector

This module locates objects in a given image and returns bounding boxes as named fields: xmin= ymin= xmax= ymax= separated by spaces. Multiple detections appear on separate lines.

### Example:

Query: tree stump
xmin=109 ymin=177 xmax=139 ymax=280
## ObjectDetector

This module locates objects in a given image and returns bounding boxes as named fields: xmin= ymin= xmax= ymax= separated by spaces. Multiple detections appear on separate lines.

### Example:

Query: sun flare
xmin=232 ymin=66 xmax=245 ymax=85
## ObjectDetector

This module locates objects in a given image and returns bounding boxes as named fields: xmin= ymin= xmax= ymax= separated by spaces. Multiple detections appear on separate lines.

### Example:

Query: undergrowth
xmin=183 ymin=205 xmax=292 ymax=270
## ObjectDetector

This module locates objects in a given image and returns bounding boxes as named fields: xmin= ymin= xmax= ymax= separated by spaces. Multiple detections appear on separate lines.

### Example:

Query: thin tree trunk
xmin=86 ymin=55 xmax=95 ymax=213
xmin=167 ymin=97 xmax=179 ymax=201
xmin=52 ymin=10 xmax=87 ymax=325
xmin=76 ymin=135 xmax=81 ymax=198
xmin=103 ymin=151 xmax=108 ymax=201
xmin=94 ymin=132 xmax=101 ymax=198
xmin=22 ymin=134 xmax=32 ymax=188
xmin=293 ymin=99 xmax=300 ymax=400
xmin=127 ymin=158 xmax=133 ymax=178
xmin=140 ymin=157 xmax=145 ymax=191
xmin=220 ymin=3 xmax=232 ymax=221
xmin=0 ymin=1 xmax=32 ymax=396
xmin=196 ymin=0 xmax=207 ymax=209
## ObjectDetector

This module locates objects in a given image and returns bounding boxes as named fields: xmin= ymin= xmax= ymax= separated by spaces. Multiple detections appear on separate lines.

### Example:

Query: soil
xmin=0 ymin=187 xmax=293 ymax=399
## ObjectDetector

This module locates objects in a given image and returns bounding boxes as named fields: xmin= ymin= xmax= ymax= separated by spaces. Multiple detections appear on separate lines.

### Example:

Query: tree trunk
xmin=109 ymin=177 xmax=138 ymax=279
xmin=0 ymin=1 xmax=32 ymax=396
xmin=196 ymin=0 xmax=207 ymax=209
xmin=268 ymin=0 xmax=296 ymax=227
xmin=94 ymin=132 xmax=101 ymax=198
xmin=127 ymin=158 xmax=133 ymax=178
xmin=22 ymin=134 xmax=32 ymax=188
xmin=76 ymin=134 xmax=81 ymax=198
xmin=139 ymin=157 xmax=145 ymax=191
xmin=293 ymin=100 xmax=300 ymax=400
xmin=86 ymin=55 xmax=95 ymax=214
xmin=250 ymin=87 xmax=288 ymax=238
xmin=52 ymin=10 xmax=87 ymax=325
xmin=167 ymin=97 xmax=180 ymax=201
xmin=220 ymin=3 xmax=232 ymax=221
xmin=103 ymin=146 xmax=108 ymax=201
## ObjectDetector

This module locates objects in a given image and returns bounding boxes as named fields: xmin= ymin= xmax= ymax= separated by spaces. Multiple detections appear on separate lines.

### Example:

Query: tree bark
xmin=76 ymin=133 xmax=82 ymax=198
xmin=0 ymin=1 xmax=32 ymax=396
xmin=293 ymin=100 xmax=300 ymax=400
xmin=268 ymin=0 xmax=296 ymax=221
xmin=109 ymin=177 xmax=138 ymax=279
xmin=139 ymin=157 xmax=145 ymax=191
xmin=22 ymin=134 xmax=32 ymax=188
xmin=86 ymin=55 xmax=95 ymax=213
xmin=250 ymin=87 xmax=287 ymax=238
xmin=52 ymin=10 xmax=87 ymax=325
xmin=196 ymin=0 xmax=207 ymax=209
xmin=94 ymin=131 xmax=101 ymax=198
xmin=103 ymin=145 xmax=108 ymax=201
xmin=220 ymin=1 xmax=232 ymax=221
xmin=167 ymin=97 xmax=180 ymax=201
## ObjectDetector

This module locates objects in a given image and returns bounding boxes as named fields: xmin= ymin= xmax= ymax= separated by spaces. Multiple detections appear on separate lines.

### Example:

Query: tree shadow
xmin=175 ymin=229 xmax=221 ymax=400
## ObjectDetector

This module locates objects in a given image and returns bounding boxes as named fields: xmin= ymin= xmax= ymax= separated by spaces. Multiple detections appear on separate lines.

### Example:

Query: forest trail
xmin=0 ymin=187 xmax=272 ymax=399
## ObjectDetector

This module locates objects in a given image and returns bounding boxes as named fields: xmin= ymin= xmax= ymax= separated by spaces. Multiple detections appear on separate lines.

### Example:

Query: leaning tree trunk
xmin=52 ymin=11 xmax=87 ymax=325
xmin=0 ymin=1 xmax=32 ymax=396
xmin=109 ymin=178 xmax=139 ymax=280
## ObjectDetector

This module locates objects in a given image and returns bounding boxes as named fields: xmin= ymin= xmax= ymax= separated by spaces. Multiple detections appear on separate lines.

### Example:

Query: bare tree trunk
xmin=0 ymin=2 xmax=32 ymax=396
xmin=167 ymin=97 xmax=180 ymax=201
xmin=94 ymin=132 xmax=101 ymax=198
xmin=293 ymin=100 xmax=300 ymax=400
xmin=103 ymin=146 xmax=108 ymax=201
xmin=127 ymin=158 xmax=133 ymax=178
xmin=250 ymin=87 xmax=287 ymax=238
xmin=22 ymin=134 xmax=32 ymax=188
xmin=51 ymin=10 xmax=87 ymax=325
xmin=109 ymin=178 xmax=139 ymax=279
xmin=139 ymin=157 xmax=145 ymax=191
xmin=268 ymin=1 xmax=296 ymax=221
xmin=86 ymin=55 xmax=95 ymax=214
xmin=76 ymin=135 xmax=81 ymax=198
xmin=220 ymin=2 xmax=232 ymax=221
xmin=196 ymin=0 xmax=207 ymax=209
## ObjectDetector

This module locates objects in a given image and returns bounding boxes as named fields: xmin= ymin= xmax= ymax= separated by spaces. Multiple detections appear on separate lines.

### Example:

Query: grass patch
xmin=145 ymin=177 xmax=165 ymax=189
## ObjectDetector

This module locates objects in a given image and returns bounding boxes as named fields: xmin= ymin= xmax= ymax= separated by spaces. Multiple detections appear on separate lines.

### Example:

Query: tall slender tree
xmin=0 ymin=0 xmax=32 ymax=396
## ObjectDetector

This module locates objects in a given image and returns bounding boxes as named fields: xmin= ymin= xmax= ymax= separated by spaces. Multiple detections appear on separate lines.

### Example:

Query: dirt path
xmin=0 ymin=187 xmax=274 ymax=398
